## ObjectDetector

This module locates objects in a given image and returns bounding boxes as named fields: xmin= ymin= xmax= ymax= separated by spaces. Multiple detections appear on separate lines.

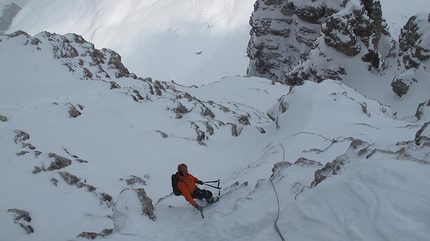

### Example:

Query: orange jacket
xmin=177 ymin=173 xmax=200 ymax=206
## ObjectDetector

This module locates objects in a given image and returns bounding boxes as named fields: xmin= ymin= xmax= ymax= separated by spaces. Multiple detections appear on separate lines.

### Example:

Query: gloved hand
xmin=197 ymin=180 xmax=203 ymax=185
xmin=194 ymin=204 xmax=204 ymax=212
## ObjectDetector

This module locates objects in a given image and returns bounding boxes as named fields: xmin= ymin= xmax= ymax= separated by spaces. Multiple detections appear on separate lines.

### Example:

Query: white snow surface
xmin=1 ymin=31 xmax=430 ymax=241
xmin=4 ymin=0 xmax=255 ymax=86
xmin=0 ymin=1 xmax=430 ymax=241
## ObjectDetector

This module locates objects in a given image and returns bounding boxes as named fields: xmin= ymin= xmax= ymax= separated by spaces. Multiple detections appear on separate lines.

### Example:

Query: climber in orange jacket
xmin=177 ymin=163 xmax=215 ymax=212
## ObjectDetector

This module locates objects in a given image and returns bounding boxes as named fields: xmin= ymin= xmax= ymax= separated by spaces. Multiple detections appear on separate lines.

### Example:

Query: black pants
xmin=192 ymin=187 xmax=213 ymax=202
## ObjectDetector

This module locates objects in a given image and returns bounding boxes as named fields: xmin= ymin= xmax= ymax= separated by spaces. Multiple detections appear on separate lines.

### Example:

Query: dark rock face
xmin=392 ymin=13 xmax=430 ymax=97
xmin=247 ymin=0 xmax=339 ymax=82
xmin=5 ymin=30 xmax=132 ymax=80
xmin=415 ymin=121 xmax=430 ymax=146
xmin=311 ymin=139 xmax=369 ymax=187
xmin=247 ymin=0 xmax=389 ymax=85
xmin=415 ymin=99 xmax=430 ymax=121
xmin=399 ymin=13 xmax=430 ymax=68
xmin=7 ymin=209 xmax=34 ymax=234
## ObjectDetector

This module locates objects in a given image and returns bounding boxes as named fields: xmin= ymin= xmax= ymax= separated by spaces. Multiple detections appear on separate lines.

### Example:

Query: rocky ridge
xmin=0 ymin=30 xmax=275 ymax=237
xmin=247 ymin=0 xmax=429 ymax=101
xmin=2 ymin=30 xmax=271 ymax=146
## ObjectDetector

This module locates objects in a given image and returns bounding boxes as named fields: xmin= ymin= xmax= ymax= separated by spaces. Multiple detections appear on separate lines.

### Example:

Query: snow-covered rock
xmin=415 ymin=99 xmax=430 ymax=121
xmin=1 ymin=3 xmax=429 ymax=240
xmin=267 ymin=80 xmax=398 ymax=134
xmin=112 ymin=188 xmax=155 ymax=235
xmin=1 ymin=31 xmax=274 ymax=145
xmin=392 ymin=12 xmax=430 ymax=97
xmin=247 ymin=0 xmax=429 ymax=118
xmin=247 ymin=0 xmax=389 ymax=84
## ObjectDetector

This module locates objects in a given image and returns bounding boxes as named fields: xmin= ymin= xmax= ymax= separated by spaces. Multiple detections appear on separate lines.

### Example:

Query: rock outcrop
xmin=247 ymin=0 xmax=389 ymax=84
xmin=247 ymin=1 xmax=429 ymax=106
xmin=113 ymin=188 xmax=156 ymax=234
xmin=415 ymin=99 xmax=430 ymax=121
xmin=7 ymin=208 xmax=34 ymax=234
xmin=3 ymin=30 xmax=271 ymax=145
xmin=391 ymin=12 xmax=430 ymax=97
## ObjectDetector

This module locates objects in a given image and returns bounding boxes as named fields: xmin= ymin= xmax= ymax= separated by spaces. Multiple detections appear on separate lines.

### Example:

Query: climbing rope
xmin=270 ymin=143 xmax=286 ymax=241
xmin=316 ymin=138 xmax=337 ymax=154
xmin=268 ymin=132 xmax=350 ymax=240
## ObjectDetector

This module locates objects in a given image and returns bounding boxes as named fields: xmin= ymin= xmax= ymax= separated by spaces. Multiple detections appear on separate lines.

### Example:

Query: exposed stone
xmin=123 ymin=175 xmax=147 ymax=186
xmin=256 ymin=126 xmax=266 ymax=134
xmin=33 ymin=166 xmax=42 ymax=174
xmin=248 ymin=0 xmax=389 ymax=85
xmin=14 ymin=130 xmax=30 ymax=143
xmin=107 ymin=50 xmax=130 ymax=78
xmin=19 ymin=223 xmax=34 ymax=234
xmin=294 ymin=157 xmax=323 ymax=166
xmin=22 ymin=143 xmax=36 ymax=150
xmin=0 ymin=115 xmax=8 ymax=122
xmin=238 ymin=115 xmax=250 ymax=125
xmin=8 ymin=209 xmax=32 ymax=222
xmin=156 ymin=130 xmax=169 ymax=138
xmin=415 ymin=121 xmax=430 ymax=146
xmin=392 ymin=12 xmax=430 ymax=97
xmin=110 ymin=81 xmax=121 ymax=89
xmin=47 ymin=153 xmax=72 ymax=171
xmin=399 ymin=13 xmax=430 ymax=68
xmin=391 ymin=76 xmax=411 ymax=97
xmin=99 ymin=193 xmax=113 ymax=207
xmin=135 ymin=188 xmax=156 ymax=221
xmin=51 ymin=177 xmax=59 ymax=186
xmin=77 ymin=229 xmax=113 ymax=240
xmin=59 ymin=171 xmax=80 ymax=185
xmin=59 ymin=171 xmax=98 ymax=192
xmin=231 ymin=123 xmax=239 ymax=137
xmin=271 ymin=161 xmax=292 ymax=174
xmin=16 ymin=151 xmax=29 ymax=156
xmin=415 ymin=99 xmax=430 ymax=120
xmin=8 ymin=208 xmax=34 ymax=234
xmin=68 ymin=104 xmax=82 ymax=118
xmin=311 ymin=139 xmax=369 ymax=187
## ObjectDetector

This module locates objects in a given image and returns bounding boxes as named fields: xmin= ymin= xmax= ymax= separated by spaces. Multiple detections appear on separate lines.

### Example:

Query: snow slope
xmin=1 ymin=31 xmax=429 ymax=240
xmin=5 ymin=0 xmax=255 ymax=86
xmin=4 ymin=0 xmax=427 ymax=86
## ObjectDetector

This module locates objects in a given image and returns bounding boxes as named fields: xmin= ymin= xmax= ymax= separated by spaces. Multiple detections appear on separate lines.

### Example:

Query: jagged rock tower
xmin=246 ymin=0 xmax=390 ymax=85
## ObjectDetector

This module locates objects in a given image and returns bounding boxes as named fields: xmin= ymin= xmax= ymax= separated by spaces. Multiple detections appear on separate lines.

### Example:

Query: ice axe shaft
xmin=203 ymin=179 xmax=220 ymax=183
xmin=202 ymin=183 xmax=221 ymax=189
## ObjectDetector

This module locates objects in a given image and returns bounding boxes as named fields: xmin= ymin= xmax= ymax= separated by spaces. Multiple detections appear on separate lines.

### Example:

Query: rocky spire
xmin=246 ymin=0 xmax=390 ymax=85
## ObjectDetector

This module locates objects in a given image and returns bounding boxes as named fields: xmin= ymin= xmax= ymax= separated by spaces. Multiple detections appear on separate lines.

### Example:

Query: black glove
xmin=194 ymin=204 xmax=204 ymax=212
xmin=197 ymin=181 xmax=203 ymax=185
